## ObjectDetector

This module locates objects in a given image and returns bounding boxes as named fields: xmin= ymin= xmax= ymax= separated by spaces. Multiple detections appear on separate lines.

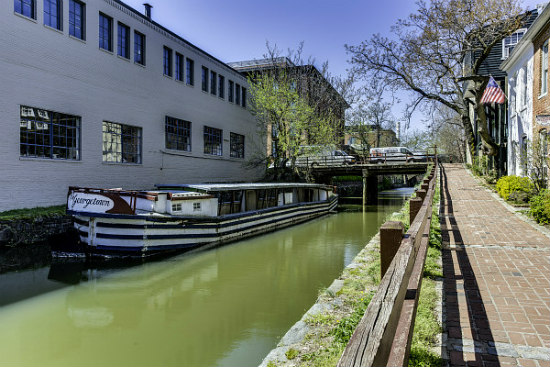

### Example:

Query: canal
xmin=0 ymin=188 xmax=413 ymax=367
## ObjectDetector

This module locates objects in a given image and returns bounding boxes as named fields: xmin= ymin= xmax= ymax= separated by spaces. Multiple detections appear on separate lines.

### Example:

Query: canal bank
xmin=258 ymin=185 xmax=443 ymax=367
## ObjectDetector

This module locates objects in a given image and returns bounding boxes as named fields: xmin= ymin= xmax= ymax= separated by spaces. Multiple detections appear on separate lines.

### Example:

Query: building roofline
xmin=111 ymin=0 xmax=243 ymax=76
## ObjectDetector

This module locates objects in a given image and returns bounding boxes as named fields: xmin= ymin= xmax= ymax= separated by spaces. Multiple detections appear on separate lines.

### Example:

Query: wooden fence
xmin=337 ymin=162 xmax=438 ymax=367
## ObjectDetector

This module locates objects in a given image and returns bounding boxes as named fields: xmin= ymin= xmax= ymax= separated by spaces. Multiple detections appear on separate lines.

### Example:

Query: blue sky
xmin=121 ymin=0 xmax=542 ymax=131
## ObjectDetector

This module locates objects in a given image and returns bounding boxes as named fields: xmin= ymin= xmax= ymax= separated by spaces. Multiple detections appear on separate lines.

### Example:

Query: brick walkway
xmin=440 ymin=164 xmax=550 ymax=367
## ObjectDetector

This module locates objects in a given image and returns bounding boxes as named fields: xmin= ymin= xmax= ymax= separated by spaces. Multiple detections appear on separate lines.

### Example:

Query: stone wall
xmin=0 ymin=215 xmax=73 ymax=247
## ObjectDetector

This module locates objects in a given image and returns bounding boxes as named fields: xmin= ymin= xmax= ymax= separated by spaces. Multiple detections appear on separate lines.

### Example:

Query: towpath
xmin=440 ymin=164 xmax=550 ymax=367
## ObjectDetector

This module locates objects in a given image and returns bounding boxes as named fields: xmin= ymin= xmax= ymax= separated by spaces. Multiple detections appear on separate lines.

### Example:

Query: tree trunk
xmin=475 ymin=102 xmax=499 ymax=156
xmin=462 ymin=113 xmax=476 ymax=161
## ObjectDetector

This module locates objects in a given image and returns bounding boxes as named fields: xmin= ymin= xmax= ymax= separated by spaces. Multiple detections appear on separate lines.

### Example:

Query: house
xmin=228 ymin=57 xmax=349 ymax=158
xmin=502 ymin=4 xmax=550 ymax=188
xmin=463 ymin=9 xmax=539 ymax=176
xmin=344 ymin=125 xmax=398 ymax=149
xmin=1 ymin=0 xmax=265 ymax=211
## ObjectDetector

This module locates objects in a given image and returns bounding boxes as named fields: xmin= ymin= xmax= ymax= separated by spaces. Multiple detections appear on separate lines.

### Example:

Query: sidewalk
xmin=440 ymin=164 xmax=550 ymax=367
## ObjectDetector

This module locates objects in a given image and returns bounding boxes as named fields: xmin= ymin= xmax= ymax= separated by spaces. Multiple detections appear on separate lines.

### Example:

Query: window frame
xmin=228 ymin=80 xmax=234 ymax=103
xmin=44 ymin=0 xmax=62 ymax=30
xmin=69 ymin=0 xmax=85 ymax=40
xmin=203 ymin=126 xmax=222 ymax=156
xmin=218 ymin=75 xmax=225 ymax=99
xmin=163 ymin=46 xmax=173 ymax=77
xmin=502 ymin=28 xmax=526 ymax=60
xmin=165 ymin=116 xmax=191 ymax=152
xmin=235 ymin=83 xmax=241 ymax=105
xmin=102 ymin=121 xmax=142 ymax=164
xmin=175 ymin=52 xmax=184 ymax=82
xmin=19 ymin=105 xmax=81 ymax=161
xmin=14 ymin=0 xmax=36 ymax=19
xmin=134 ymin=31 xmax=146 ymax=65
xmin=541 ymin=40 xmax=548 ymax=97
xmin=117 ymin=22 xmax=130 ymax=59
xmin=241 ymin=86 xmax=247 ymax=108
xmin=201 ymin=66 xmax=209 ymax=92
xmin=99 ymin=12 xmax=113 ymax=52
xmin=210 ymin=70 xmax=217 ymax=95
xmin=230 ymin=132 xmax=245 ymax=159
xmin=186 ymin=58 xmax=194 ymax=85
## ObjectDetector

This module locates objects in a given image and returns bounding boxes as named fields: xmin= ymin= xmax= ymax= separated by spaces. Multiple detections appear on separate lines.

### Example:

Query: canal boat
xmin=67 ymin=183 xmax=338 ymax=256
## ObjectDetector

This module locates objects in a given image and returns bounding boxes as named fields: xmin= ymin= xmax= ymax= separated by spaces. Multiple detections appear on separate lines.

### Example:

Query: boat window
xmin=193 ymin=202 xmax=201 ymax=212
xmin=172 ymin=203 xmax=182 ymax=212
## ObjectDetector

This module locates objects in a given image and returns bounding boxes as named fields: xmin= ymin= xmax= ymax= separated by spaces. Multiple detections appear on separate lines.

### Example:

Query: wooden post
xmin=416 ymin=189 xmax=427 ymax=200
xmin=421 ymin=183 xmax=429 ymax=191
xmin=362 ymin=169 xmax=367 ymax=210
xmin=409 ymin=197 xmax=423 ymax=225
xmin=380 ymin=221 xmax=405 ymax=278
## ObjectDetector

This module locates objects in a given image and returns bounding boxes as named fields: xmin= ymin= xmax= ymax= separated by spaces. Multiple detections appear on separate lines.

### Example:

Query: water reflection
xmin=0 ymin=189 xmax=412 ymax=367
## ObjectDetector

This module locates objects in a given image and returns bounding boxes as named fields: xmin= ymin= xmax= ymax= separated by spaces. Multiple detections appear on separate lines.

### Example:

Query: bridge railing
xmin=337 ymin=161 xmax=438 ymax=367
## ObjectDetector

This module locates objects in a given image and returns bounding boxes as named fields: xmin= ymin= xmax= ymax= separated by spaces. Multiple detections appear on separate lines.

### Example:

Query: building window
xmin=502 ymin=28 xmax=526 ymax=60
xmin=15 ymin=0 xmax=35 ymax=19
xmin=134 ymin=31 xmax=145 ymax=65
xmin=102 ymin=122 xmax=142 ymax=164
xmin=163 ymin=46 xmax=173 ymax=77
xmin=117 ymin=22 xmax=130 ymax=59
xmin=69 ymin=0 xmax=85 ymax=40
xmin=522 ymin=66 xmax=528 ymax=107
xmin=201 ymin=66 xmax=209 ymax=92
xmin=44 ymin=0 xmax=62 ymax=30
xmin=204 ymin=126 xmax=222 ymax=156
xmin=541 ymin=40 xmax=548 ymax=96
xmin=175 ymin=53 xmax=184 ymax=81
xmin=228 ymin=80 xmax=234 ymax=102
xmin=165 ymin=116 xmax=191 ymax=151
xmin=99 ymin=13 xmax=113 ymax=51
xmin=241 ymin=86 xmax=247 ymax=108
xmin=218 ymin=75 xmax=225 ymax=99
xmin=210 ymin=71 xmax=217 ymax=95
xmin=186 ymin=58 xmax=194 ymax=85
xmin=235 ymin=83 xmax=241 ymax=105
xmin=20 ymin=106 xmax=80 ymax=160
xmin=230 ymin=132 xmax=245 ymax=159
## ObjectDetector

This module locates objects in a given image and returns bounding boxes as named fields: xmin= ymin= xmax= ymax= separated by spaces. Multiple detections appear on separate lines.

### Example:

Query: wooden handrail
xmin=337 ymin=162 xmax=438 ymax=367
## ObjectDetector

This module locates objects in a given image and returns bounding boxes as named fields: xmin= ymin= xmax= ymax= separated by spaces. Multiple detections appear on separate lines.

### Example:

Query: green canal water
xmin=0 ymin=189 xmax=413 ymax=367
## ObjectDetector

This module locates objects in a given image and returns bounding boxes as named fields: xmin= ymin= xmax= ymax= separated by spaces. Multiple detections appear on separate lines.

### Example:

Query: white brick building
xmin=1 ymin=0 xmax=265 ymax=211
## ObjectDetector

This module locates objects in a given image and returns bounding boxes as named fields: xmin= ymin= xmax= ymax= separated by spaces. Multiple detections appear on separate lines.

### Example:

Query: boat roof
xmin=155 ymin=182 xmax=333 ymax=192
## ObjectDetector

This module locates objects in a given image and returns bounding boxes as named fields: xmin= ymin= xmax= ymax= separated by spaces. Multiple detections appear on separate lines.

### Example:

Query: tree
xmin=431 ymin=105 xmax=467 ymax=162
xmin=346 ymin=0 xmax=528 ymax=158
xmin=245 ymin=44 xmax=347 ymax=176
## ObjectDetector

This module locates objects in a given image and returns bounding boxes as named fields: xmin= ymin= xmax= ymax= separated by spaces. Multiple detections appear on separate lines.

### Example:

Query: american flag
xmin=480 ymin=76 xmax=506 ymax=104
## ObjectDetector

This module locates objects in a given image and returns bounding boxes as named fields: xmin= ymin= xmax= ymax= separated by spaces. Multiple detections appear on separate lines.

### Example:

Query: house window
xmin=44 ymin=0 xmax=62 ymax=30
xmin=102 ymin=121 xmax=142 ymax=164
xmin=99 ymin=13 xmax=112 ymax=51
xmin=228 ymin=80 xmax=234 ymax=102
xmin=175 ymin=52 xmax=184 ymax=81
xmin=134 ymin=31 xmax=145 ymax=65
xmin=204 ymin=126 xmax=222 ymax=156
xmin=241 ymin=86 xmax=247 ymax=108
xmin=69 ymin=0 xmax=85 ymax=40
xmin=165 ymin=116 xmax=191 ymax=151
xmin=218 ymin=75 xmax=225 ymax=99
xmin=20 ymin=106 xmax=80 ymax=160
xmin=201 ymin=66 xmax=209 ymax=92
xmin=502 ymin=28 xmax=526 ymax=59
xmin=235 ymin=83 xmax=241 ymax=105
xmin=210 ymin=71 xmax=217 ymax=95
xmin=522 ymin=66 xmax=528 ymax=107
xmin=15 ymin=0 xmax=35 ymax=19
xmin=117 ymin=22 xmax=130 ymax=59
xmin=163 ymin=46 xmax=172 ymax=77
xmin=186 ymin=58 xmax=194 ymax=85
xmin=230 ymin=132 xmax=245 ymax=159
xmin=541 ymin=40 xmax=548 ymax=96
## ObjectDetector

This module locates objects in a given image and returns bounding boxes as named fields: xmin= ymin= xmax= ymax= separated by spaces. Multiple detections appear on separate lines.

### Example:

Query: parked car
xmin=369 ymin=146 xmax=418 ymax=163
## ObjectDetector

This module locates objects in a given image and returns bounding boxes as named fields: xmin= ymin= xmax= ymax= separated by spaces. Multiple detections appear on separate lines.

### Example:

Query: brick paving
xmin=440 ymin=164 xmax=550 ymax=367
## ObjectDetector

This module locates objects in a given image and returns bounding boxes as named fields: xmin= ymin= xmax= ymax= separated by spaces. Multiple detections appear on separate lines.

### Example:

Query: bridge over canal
xmin=310 ymin=162 xmax=430 ymax=204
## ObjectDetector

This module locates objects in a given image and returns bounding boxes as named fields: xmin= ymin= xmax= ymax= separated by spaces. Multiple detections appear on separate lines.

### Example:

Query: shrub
xmin=529 ymin=189 xmax=550 ymax=225
xmin=495 ymin=176 xmax=533 ymax=201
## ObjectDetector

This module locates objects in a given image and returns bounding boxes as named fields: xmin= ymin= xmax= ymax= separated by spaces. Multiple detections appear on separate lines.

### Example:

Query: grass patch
xmin=0 ymin=205 xmax=66 ymax=220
